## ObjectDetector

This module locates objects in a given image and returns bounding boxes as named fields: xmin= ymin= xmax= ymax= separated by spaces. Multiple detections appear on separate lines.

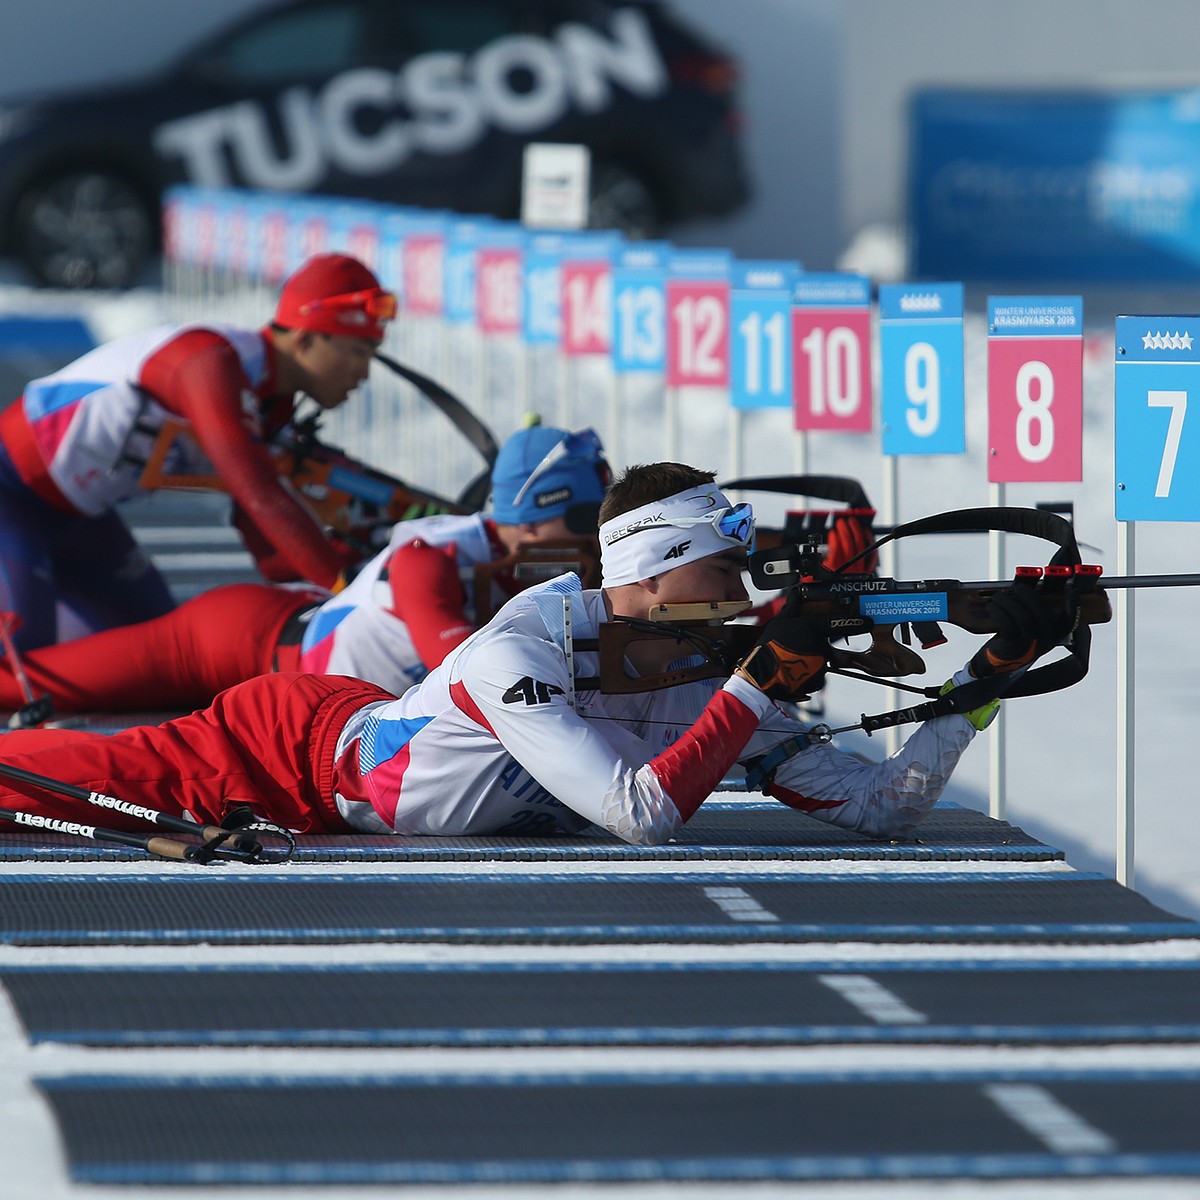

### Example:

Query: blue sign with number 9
xmin=879 ymin=282 xmax=965 ymax=455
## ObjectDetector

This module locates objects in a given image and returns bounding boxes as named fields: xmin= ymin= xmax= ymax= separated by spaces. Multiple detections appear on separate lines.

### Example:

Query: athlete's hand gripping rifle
xmin=749 ymin=506 xmax=1110 ymax=733
xmin=276 ymin=353 xmax=505 ymax=553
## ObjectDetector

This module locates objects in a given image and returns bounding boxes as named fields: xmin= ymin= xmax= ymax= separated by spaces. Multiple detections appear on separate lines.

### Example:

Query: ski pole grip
xmin=146 ymin=836 xmax=193 ymax=862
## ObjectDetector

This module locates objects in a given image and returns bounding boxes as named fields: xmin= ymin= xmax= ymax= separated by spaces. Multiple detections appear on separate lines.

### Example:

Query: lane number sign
xmin=1114 ymin=316 xmax=1200 ymax=520
xmin=792 ymin=273 xmax=872 ymax=432
xmin=879 ymin=282 xmax=965 ymax=454
xmin=730 ymin=260 xmax=800 ymax=409
xmin=986 ymin=295 xmax=1083 ymax=482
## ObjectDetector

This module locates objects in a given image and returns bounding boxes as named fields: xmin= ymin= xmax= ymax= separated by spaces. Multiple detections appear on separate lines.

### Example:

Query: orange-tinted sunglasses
xmin=300 ymin=288 xmax=398 ymax=321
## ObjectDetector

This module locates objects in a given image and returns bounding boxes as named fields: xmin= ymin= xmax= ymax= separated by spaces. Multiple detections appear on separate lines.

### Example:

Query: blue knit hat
xmin=489 ymin=425 xmax=610 ymax=526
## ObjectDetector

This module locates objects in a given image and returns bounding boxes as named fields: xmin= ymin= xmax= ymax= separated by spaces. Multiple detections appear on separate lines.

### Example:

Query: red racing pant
xmin=0 ymin=673 xmax=394 ymax=834
xmin=0 ymin=584 xmax=321 ymax=712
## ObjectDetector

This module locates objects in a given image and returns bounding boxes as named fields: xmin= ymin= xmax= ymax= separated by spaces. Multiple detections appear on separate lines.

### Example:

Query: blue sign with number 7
xmin=1114 ymin=315 xmax=1200 ymax=522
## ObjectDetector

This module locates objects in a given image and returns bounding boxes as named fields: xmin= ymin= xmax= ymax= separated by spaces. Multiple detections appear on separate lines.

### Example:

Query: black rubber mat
xmin=0 ymin=872 xmax=1195 ymax=945
xmin=0 ymin=801 xmax=1060 ymax=863
xmin=7 ymin=961 xmax=1200 ymax=1047
xmin=36 ymin=1070 xmax=1200 ymax=1183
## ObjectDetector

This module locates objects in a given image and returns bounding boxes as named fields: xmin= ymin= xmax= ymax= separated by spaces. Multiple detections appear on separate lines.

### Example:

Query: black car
xmin=0 ymin=0 xmax=749 ymax=288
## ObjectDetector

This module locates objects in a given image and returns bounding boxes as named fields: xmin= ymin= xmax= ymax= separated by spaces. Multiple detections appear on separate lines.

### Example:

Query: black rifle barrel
xmin=958 ymin=573 xmax=1200 ymax=591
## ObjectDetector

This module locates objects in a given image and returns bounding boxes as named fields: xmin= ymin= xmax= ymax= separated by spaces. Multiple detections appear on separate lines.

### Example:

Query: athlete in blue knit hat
xmin=296 ymin=422 xmax=611 ymax=689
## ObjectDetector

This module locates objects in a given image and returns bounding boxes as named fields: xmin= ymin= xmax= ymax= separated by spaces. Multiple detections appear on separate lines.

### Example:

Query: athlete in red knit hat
xmin=0 ymin=254 xmax=396 ymax=650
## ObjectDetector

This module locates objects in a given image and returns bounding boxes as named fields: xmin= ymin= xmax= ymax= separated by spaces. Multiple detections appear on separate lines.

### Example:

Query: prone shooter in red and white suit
xmin=0 ymin=462 xmax=1074 ymax=846
xmin=0 ymin=253 xmax=395 ymax=651
xmin=0 ymin=424 xmax=609 ymax=715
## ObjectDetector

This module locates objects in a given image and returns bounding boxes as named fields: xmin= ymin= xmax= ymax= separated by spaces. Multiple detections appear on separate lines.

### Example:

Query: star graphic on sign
xmin=1143 ymin=331 xmax=1158 ymax=349
xmin=1181 ymin=332 xmax=1194 ymax=350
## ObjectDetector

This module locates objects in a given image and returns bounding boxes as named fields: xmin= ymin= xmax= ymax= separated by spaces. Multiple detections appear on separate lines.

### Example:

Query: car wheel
xmin=587 ymin=162 xmax=661 ymax=240
xmin=14 ymin=170 xmax=155 ymax=289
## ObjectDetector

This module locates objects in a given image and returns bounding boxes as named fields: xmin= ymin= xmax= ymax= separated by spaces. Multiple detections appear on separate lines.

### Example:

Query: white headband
xmin=599 ymin=484 xmax=753 ymax=587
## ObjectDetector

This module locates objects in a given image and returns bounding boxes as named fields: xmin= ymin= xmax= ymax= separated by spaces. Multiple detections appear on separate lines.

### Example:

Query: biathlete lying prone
xmin=0 ymin=462 xmax=1074 ymax=849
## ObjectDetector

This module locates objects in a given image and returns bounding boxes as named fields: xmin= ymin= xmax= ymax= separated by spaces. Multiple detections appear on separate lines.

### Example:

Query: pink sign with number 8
xmin=987 ymin=335 xmax=1082 ymax=482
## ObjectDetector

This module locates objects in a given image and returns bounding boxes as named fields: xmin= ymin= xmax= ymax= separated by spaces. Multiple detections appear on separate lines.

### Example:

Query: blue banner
xmin=792 ymin=273 xmax=871 ymax=309
xmin=986 ymin=296 xmax=1083 ymax=337
xmin=912 ymin=88 xmax=1200 ymax=281
xmin=667 ymin=248 xmax=732 ymax=280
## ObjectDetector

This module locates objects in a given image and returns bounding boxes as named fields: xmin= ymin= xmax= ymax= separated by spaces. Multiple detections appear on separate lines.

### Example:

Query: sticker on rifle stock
xmin=858 ymin=593 xmax=949 ymax=621
xmin=326 ymin=466 xmax=396 ymax=507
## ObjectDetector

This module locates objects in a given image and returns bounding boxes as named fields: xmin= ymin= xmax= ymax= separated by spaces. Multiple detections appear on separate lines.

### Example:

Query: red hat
xmin=273 ymin=254 xmax=396 ymax=341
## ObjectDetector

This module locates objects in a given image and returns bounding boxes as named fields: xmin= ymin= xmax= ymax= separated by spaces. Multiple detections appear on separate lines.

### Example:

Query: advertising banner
xmin=912 ymin=88 xmax=1200 ymax=281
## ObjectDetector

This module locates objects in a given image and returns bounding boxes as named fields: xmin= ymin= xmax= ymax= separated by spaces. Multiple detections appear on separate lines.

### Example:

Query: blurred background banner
xmin=911 ymin=88 xmax=1200 ymax=281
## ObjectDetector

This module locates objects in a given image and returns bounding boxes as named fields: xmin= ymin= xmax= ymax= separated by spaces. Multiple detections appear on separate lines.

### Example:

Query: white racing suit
xmin=328 ymin=574 xmax=979 ymax=844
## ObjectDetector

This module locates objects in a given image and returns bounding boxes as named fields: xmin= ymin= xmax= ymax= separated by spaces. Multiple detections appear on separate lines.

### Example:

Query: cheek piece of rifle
xmin=571 ymin=602 xmax=761 ymax=695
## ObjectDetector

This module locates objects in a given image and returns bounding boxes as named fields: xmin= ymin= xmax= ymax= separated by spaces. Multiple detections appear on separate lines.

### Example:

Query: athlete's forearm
xmin=145 ymin=333 xmax=344 ymax=587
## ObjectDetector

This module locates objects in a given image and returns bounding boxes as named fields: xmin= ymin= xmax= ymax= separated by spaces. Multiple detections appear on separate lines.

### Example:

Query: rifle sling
xmin=858 ymin=623 xmax=1092 ymax=735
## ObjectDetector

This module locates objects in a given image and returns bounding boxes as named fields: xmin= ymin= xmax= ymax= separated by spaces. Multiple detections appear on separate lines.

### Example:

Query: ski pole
xmin=0 ymin=760 xmax=295 ymax=864
xmin=0 ymin=804 xmax=212 ymax=862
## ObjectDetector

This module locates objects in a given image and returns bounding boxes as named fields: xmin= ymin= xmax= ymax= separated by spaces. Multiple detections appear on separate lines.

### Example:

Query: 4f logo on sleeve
xmin=502 ymin=676 xmax=565 ymax=705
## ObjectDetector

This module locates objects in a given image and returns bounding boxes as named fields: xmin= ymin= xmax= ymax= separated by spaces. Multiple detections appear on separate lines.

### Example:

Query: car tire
xmin=587 ymin=162 xmax=661 ymax=240
xmin=13 ymin=169 xmax=155 ymax=289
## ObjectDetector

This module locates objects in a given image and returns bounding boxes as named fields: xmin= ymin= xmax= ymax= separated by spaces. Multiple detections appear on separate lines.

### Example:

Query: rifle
xmin=136 ymin=356 xmax=502 ymax=558
xmin=374 ymin=352 xmax=500 ymax=511
xmin=471 ymin=538 xmax=601 ymax=625
xmin=274 ymin=411 xmax=468 ymax=552
xmin=585 ymin=504 xmax=1194 ymax=741
xmin=721 ymin=473 xmax=1086 ymax=555
xmin=744 ymin=505 xmax=1117 ymax=735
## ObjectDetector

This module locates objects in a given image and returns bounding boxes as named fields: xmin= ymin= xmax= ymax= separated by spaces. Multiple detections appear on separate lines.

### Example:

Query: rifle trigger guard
xmin=828 ymin=636 xmax=926 ymax=679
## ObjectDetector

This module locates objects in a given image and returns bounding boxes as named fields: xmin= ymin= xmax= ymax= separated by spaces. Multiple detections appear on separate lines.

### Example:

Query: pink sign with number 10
xmin=790 ymin=273 xmax=873 ymax=432
xmin=986 ymin=295 xmax=1083 ymax=483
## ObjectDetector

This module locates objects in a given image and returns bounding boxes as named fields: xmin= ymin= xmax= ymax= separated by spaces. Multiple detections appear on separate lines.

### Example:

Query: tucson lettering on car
xmin=153 ymin=8 xmax=668 ymax=191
